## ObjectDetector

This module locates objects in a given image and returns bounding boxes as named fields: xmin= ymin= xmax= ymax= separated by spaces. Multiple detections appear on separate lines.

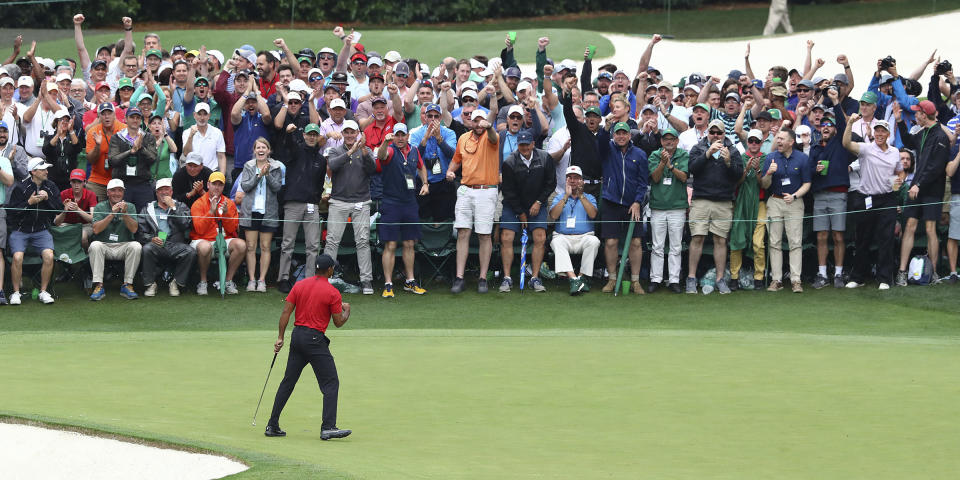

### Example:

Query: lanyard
xmin=919 ymin=126 xmax=931 ymax=153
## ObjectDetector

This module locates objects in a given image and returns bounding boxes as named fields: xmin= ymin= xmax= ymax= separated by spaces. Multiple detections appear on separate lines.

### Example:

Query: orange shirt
xmin=85 ymin=121 xmax=127 ymax=186
xmin=451 ymin=129 xmax=499 ymax=186
xmin=190 ymin=192 xmax=240 ymax=241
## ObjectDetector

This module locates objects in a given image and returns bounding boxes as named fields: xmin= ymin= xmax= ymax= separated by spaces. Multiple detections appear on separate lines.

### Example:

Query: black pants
xmin=269 ymin=325 xmax=339 ymax=430
xmin=124 ymin=181 xmax=155 ymax=213
xmin=417 ymin=181 xmax=456 ymax=222
xmin=849 ymin=191 xmax=898 ymax=285
xmin=141 ymin=241 xmax=196 ymax=286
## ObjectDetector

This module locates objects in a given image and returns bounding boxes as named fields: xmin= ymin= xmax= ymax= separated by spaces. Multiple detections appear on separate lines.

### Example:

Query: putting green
xmin=2 ymin=328 xmax=957 ymax=478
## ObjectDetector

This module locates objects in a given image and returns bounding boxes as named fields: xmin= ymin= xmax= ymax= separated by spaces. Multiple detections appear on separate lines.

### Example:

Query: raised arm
xmin=3 ymin=34 xmax=21 ymax=66
xmin=73 ymin=15 xmax=92 ymax=72
xmin=802 ymin=40 xmax=814 ymax=77
xmin=333 ymin=27 xmax=354 ymax=73
xmin=842 ymin=113 xmax=861 ymax=155
xmin=908 ymin=49 xmax=937 ymax=81
xmin=744 ymin=42 xmax=755 ymax=81
xmin=635 ymin=34 xmax=661 ymax=78
xmin=274 ymin=38 xmax=300 ymax=75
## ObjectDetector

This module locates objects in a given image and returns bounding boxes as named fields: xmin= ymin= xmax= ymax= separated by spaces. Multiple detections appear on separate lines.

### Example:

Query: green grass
xmin=409 ymin=0 xmax=960 ymax=38
xmin=32 ymin=28 xmax=612 ymax=68
xmin=2 ymin=282 xmax=960 ymax=478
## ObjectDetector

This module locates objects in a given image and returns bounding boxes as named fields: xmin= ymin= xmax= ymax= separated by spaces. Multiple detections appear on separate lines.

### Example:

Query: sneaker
xmin=930 ymin=272 xmax=940 ymax=285
xmin=38 ymin=290 xmax=54 ymax=304
xmin=811 ymin=274 xmax=828 ymax=290
xmin=9 ymin=291 xmax=22 ymax=305
xmin=845 ymin=280 xmax=864 ymax=289
xmin=320 ymin=428 xmax=352 ymax=440
xmin=382 ymin=283 xmax=395 ymax=298
xmin=144 ymin=283 xmax=158 ymax=297
xmin=646 ymin=282 xmax=659 ymax=294
xmin=499 ymin=277 xmax=513 ymax=293
xmin=477 ymin=278 xmax=488 ymax=294
xmin=878 ymin=282 xmax=891 ymax=290
xmin=0 ymin=290 xmax=6 ymax=305
xmin=895 ymin=270 xmax=908 ymax=287
xmin=601 ymin=279 xmax=617 ymax=293
xmin=257 ymin=280 xmax=267 ymax=292
xmin=833 ymin=276 xmax=845 ymax=289
xmin=196 ymin=281 xmax=209 ymax=296
xmin=531 ymin=277 xmax=546 ymax=292
xmin=90 ymin=285 xmax=105 ymax=301
xmin=685 ymin=277 xmax=697 ymax=294
xmin=631 ymin=281 xmax=645 ymax=295
xmin=949 ymin=273 xmax=959 ymax=285
xmin=717 ymin=280 xmax=731 ymax=294
xmin=225 ymin=281 xmax=239 ymax=295
xmin=277 ymin=279 xmax=292 ymax=293
xmin=791 ymin=281 xmax=803 ymax=293
xmin=264 ymin=424 xmax=286 ymax=437
xmin=169 ymin=282 xmax=181 ymax=297
xmin=120 ymin=283 xmax=139 ymax=300
xmin=766 ymin=280 xmax=783 ymax=292
xmin=569 ymin=277 xmax=585 ymax=296
xmin=403 ymin=279 xmax=427 ymax=295
xmin=753 ymin=279 xmax=764 ymax=291
xmin=580 ymin=276 xmax=591 ymax=292
xmin=728 ymin=278 xmax=739 ymax=292
xmin=362 ymin=281 xmax=374 ymax=295
xmin=246 ymin=280 xmax=257 ymax=292
xmin=669 ymin=282 xmax=682 ymax=294
xmin=450 ymin=277 xmax=465 ymax=294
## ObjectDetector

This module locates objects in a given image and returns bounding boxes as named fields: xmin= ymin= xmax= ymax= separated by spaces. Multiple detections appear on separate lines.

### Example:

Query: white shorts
xmin=190 ymin=237 xmax=240 ymax=257
xmin=454 ymin=186 xmax=498 ymax=235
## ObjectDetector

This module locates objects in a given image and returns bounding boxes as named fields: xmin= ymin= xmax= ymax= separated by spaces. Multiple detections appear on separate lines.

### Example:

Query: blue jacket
xmin=599 ymin=138 xmax=649 ymax=206
xmin=868 ymin=75 xmax=918 ymax=148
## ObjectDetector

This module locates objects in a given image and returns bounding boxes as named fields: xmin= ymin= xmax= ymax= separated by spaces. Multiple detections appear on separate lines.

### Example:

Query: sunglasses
xmin=708 ymin=130 xmax=724 ymax=135
xmin=425 ymin=113 xmax=440 ymax=119
xmin=288 ymin=100 xmax=302 ymax=105
xmin=396 ymin=74 xmax=409 ymax=78
xmin=318 ymin=54 xmax=335 ymax=60
xmin=796 ymin=88 xmax=811 ymax=93
xmin=508 ymin=114 xmax=523 ymax=120
xmin=747 ymin=138 xmax=762 ymax=144
xmin=461 ymin=98 xmax=476 ymax=103
xmin=309 ymin=76 xmax=323 ymax=82
xmin=352 ymin=60 xmax=365 ymax=65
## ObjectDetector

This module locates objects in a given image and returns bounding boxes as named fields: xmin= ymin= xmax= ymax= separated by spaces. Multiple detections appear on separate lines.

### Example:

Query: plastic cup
xmin=819 ymin=160 xmax=829 ymax=176
xmin=508 ymin=31 xmax=517 ymax=46
xmin=587 ymin=45 xmax=596 ymax=60
xmin=621 ymin=281 xmax=631 ymax=295
xmin=158 ymin=231 xmax=168 ymax=244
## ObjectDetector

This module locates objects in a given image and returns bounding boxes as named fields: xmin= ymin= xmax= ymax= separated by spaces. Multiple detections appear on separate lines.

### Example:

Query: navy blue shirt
xmin=763 ymin=149 xmax=812 ymax=196
xmin=232 ymin=111 xmax=270 ymax=168
xmin=377 ymin=144 xmax=423 ymax=206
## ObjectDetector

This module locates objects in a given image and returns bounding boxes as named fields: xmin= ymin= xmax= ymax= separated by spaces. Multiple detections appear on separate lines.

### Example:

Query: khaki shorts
xmin=689 ymin=198 xmax=734 ymax=238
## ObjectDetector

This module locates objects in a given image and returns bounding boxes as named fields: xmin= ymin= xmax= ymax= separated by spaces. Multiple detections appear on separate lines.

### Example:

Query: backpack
xmin=907 ymin=255 xmax=933 ymax=285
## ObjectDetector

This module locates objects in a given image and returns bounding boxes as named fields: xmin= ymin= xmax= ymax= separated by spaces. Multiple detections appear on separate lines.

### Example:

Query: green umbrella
xmin=215 ymin=219 xmax=227 ymax=298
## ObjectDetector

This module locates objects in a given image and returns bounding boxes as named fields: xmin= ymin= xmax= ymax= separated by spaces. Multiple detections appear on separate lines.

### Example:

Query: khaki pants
xmin=278 ymin=202 xmax=320 ymax=281
xmin=324 ymin=199 xmax=372 ymax=282
xmin=766 ymin=196 xmax=804 ymax=283
xmin=550 ymin=232 xmax=601 ymax=277
xmin=89 ymin=241 xmax=142 ymax=284
xmin=730 ymin=201 xmax=767 ymax=280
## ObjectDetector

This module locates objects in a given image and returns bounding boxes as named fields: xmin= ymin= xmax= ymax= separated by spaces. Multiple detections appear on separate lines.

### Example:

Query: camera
xmin=935 ymin=60 xmax=953 ymax=76
xmin=341 ymin=91 xmax=351 ymax=105
xmin=903 ymin=78 xmax=922 ymax=97
xmin=880 ymin=56 xmax=896 ymax=70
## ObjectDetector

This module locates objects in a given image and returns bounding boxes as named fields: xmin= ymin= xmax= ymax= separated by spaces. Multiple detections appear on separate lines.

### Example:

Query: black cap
xmin=316 ymin=254 xmax=339 ymax=271
xmin=330 ymin=72 xmax=348 ymax=84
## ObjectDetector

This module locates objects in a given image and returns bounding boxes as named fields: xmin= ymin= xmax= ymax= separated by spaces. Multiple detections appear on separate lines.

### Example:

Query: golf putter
xmin=252 ymin=352 xmax=278 ymax=426
xmin=614 ymin=219 xmax=635 ymax=297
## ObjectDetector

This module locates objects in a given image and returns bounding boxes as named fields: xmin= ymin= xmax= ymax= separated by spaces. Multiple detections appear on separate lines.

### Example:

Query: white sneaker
xmin=196 ymin=281 xmax=208 ymax=296
xmin=845 ymin=281 xmax=863 ymax=289
xmin=246 ymin=280 xmax=257 ymax=292
xmin=9 ymin=291 xmax=21 ymax=305
xmin=169 ymin=282 xmax=180 ymax=297
xmin=878 ymin=283 xmax=890 ymax=290
xmin=144 ymin=283 xmax=158 ymax=297
xmin=38 ymin=290 xmax=54 ymax=304
xmin=225 ymin=281 xmax=239 ymax=295
xmin=256 ymin=280 xmax=267 ymax=292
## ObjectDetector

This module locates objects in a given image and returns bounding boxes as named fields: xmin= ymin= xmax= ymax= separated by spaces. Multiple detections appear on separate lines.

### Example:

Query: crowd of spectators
xmin=2 ymin=14 xmax=959 ymax=305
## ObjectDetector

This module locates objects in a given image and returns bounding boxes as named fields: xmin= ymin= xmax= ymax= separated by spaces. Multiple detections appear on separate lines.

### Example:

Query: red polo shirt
xmin=286 ymin=276 xmax=343 ymax=333
xmin=59 ymin=187 xmax=98 ymax=224
xmin=364 ymin=117 xmax=398 ymax=150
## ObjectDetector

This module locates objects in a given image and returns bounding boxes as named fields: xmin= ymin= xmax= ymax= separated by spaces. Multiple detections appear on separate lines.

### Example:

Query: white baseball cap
xmin=195 ymin=102 xmax=211 ymax=114
xmin=469 ymin=58 xmax=484 ymax=70
xmin=18 ymin=76 xmax=34 ymax=87
xmin=384 ymin=51 xmax=402 ymax=63
xmin=53 ymin=108 xmax=70 ymax=120
xmin=207 ymin=50 xmax=225 ymax=66
xmin=155 ymin=177 xmax=173 ymax=190
xmin=565 ymin=165 xmax=583 ymax=177
xmin=507 ymin=104 xmax=524 ymax=117
xmin=461 ymin=89 xmax=478 ymax=100
xmin=367 ymin=56 xmax=383 ymax=68
xmin=470 ymin=110 xmax=487 ymax=121
xmin=0 ymin=77 xmax=13 ymax=88
xmin=517 ymin=81 xmax=532 ymax=92
xmin=319 ymin=47 xmax=337 ymax=56
xmin=288 ymin=79 xmax=308 ymax=93
xmin=287 ymin=91 xmax=302 ymax=102
xmin=341 ymin=119 xmax=359 ymax=131
xmin=329 ymin=98 xmax=346 ymax=110
xmin=28 ymin=157 xmax=52 ymax=172
xmin=55 ymin=72 xmax=72 ymax=83
xmin=747 ymin=129 xmax=763 ymax=141
xmin=460 ymin=81 xmax=478 ymax=92
xmin=107 ymin=178 xmax=126 ymax=190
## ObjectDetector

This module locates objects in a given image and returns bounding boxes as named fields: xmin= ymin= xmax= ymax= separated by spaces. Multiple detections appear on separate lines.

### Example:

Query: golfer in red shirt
xmin=265 ymin=254 xmax=352 ymax=440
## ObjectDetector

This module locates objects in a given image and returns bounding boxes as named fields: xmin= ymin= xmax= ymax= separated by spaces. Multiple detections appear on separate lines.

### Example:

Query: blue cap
xmin=98 ymin=102 xmax=115 ymax=114
xmin=517 ymin=131 xmax=534 ymax=144
xmin=598 ymin=71 xmax=613 ymax=81
xmin=751 ymin=79 xmax=764 ymax=89
xmin=392 ymin=123 xmax=408 ymax=135
xmin=0 ymin=120 xmax=7 ymax=130
xmin=424 ymin=103 xmax=441 ymax=114
xmin=125 ymin=107 xmax=142 ymax=118
xmin=728 ymin=69 xmax=744 ymax=80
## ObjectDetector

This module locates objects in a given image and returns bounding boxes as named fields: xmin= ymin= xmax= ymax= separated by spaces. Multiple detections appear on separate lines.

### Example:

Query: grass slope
xmin=2 ymin=329 xmax=958 ymax=478
xmin=32 ymin=28 xmax=612 ymax=68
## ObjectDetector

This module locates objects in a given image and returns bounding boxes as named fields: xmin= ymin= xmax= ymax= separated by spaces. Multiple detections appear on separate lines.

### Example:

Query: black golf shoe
xmin=264 ymin=424 xmax=286 ymax=437
xmin=321 ymin=428 xmax=352 ymax=440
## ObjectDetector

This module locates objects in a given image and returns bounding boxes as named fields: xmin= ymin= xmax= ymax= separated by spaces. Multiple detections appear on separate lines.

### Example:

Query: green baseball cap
xmin=117 ymin=77 xmax=134 ymax=89
xmin=304 ymin=123 xmax=321 ymax=135
xmin=146 ymin=49 xmax=162 ymax=59
xmin=661 ymin=127 xmax=679 ymax=138
xmin=859 ymin=91 xmax=878 ymax=104
xmin=767 ymin=108 xmax=782 ymax=120
xmin=55 ymin=59 xmax=70 ymax=68
xmin=585 ymin=106 xmax=602 ymax=117
xmin=194 ymin=76 xmax=210 ymax=86
xmin=613 ymin=121 xmax=631 ymax=133
xmin=693 ymin=103 xmax=711 ymax=112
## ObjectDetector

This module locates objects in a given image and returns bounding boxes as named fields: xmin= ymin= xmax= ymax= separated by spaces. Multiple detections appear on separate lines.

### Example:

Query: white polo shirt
xmin=182 ymin=124 xmax=225 ymax=171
